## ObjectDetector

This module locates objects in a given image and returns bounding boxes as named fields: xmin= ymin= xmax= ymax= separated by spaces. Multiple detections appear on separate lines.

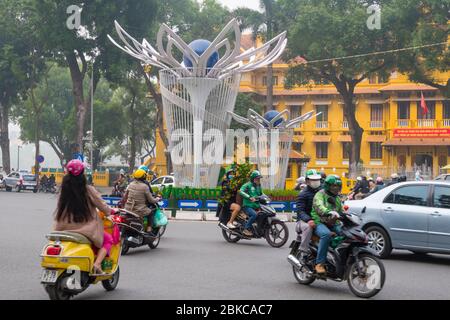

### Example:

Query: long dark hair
xmin=55 ymin=173 xmax=92 ymax=223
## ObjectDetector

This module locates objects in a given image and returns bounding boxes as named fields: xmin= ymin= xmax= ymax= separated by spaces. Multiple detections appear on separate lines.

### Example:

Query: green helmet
xmin=250 ymin=170 xmax=262 ymax=181
xmin=305 ymin=169 xmax=321 ymax=180
xmin=324 ymin=175 xmax=342 ymax=191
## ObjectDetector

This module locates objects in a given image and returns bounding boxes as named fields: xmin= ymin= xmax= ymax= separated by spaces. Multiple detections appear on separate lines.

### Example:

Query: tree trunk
xmin=0 ymin=103 xmax=11 ymax=174
xmin=343 ymin=95 xmax=363 ymax=178
xmin=266 ymin=63 xmax=274 ymax=111
xmin=66 ymin=52 xmax=87 ymax=155
xmin=128 ymin=95 xmax=137 ymax=173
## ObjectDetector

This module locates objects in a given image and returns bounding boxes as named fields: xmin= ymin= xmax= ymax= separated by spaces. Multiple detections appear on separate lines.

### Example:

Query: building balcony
xmin=315 ymin=121 xmax=330 ymax=129
xmin=416 ymin=119 xmax=437 ymax=128
xmin=341 ymin=121 xmax=349 ymax=129
xmin=368 ymin=121 xmax=385 ymax=129
xmin=441 ymin=119 xmax=450 ymax=127
xmin=397 ymin=119 xmax=412 ymax=127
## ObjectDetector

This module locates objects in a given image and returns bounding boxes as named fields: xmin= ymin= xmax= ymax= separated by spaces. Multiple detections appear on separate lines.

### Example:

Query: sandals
xmin=93 ymin=265 xmax=105 ymax=275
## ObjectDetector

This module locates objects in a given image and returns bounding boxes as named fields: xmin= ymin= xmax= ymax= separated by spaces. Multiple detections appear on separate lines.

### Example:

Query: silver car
xmin=346 ymin=181 xmax=450 ymax=258
xmin=3 ymin=172 xmax=38 ymax=193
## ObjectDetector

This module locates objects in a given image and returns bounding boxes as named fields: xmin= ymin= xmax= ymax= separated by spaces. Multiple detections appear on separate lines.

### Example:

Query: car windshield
xmin=23 ymin=175 xmax=36 ymax=181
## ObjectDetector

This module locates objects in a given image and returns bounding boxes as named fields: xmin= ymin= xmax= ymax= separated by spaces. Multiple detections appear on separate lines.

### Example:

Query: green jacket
xmin=239 ymin=181 xmax=263 ymax=209
xmin=311 ymin=189 xmax=343 ymax=225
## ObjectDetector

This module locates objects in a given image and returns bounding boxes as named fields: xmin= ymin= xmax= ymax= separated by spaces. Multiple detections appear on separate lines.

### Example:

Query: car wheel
xmin=365 ymin=226 xmax=392 ymax=259
xmin=6 ymin=186 xmax=12 ymax=192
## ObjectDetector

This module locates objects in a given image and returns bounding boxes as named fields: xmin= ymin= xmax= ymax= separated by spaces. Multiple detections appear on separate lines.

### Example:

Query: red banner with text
xmin=393 ymin=128 xmax=450 ymax=138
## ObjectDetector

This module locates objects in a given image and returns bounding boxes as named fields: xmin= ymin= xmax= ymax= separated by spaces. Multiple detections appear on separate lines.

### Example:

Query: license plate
xmin=41 ymin=269 xmax=58 ymax=283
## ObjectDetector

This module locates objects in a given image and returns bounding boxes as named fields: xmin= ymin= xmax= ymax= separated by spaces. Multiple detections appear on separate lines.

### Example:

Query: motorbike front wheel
xmin=265 ymin=220 xmax=289 ymax=248
xmin=101 ymin=266 xmax=120 ymax=291
xmin=222 ymin=229 xmax=241 ymax=243
xmin=347 ymin=253 xmax=386 ymax=298
xmin=121 ymin=242 xmax=130 ymax=255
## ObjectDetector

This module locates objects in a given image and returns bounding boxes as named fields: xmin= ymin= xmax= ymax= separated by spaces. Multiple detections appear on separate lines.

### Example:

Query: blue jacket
xmin=296 ymin=186 xmax=320 ymax=222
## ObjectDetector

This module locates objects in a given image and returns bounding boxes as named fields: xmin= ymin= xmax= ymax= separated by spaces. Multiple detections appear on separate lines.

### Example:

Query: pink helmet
xmin=376 ymin=176 xmax=383 ymax=183
xmin=66 ymin=159 xmax=85 ymax=176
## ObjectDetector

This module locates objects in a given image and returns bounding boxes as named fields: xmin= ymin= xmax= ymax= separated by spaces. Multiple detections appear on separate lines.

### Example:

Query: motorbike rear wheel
xmin=222 ymin=229 xmax=241 ymax=243
xmin=44 ymin=276 xmax=72 ymax=300
xmin=347 ymin=253 xmax=385 ymax=298
xmin=265 ymin=220 xmax=289 ymax=248
xmin=292 ymin=251 xmax=315 ymax=285
xmin=148 ymin=230 xmax=161 ymax=249
xmin=102 ymin=266 xmax=120 ymax=291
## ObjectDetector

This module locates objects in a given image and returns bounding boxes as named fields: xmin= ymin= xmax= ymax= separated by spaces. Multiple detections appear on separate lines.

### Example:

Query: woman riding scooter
xmin=54 ymin=159 xmax=117 ymax=274
xmin=124 ymin=169 xmax=160 ymax=233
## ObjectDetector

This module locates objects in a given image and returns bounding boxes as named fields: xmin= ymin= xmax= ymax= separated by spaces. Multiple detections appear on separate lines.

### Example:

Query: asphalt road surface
xmin=1 ymin=191 xmax=450 ymax=300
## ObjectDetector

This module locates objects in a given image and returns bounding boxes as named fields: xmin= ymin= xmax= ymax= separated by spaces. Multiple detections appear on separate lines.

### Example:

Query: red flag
xmin=420 ymin=91 xmax=429 ymax=115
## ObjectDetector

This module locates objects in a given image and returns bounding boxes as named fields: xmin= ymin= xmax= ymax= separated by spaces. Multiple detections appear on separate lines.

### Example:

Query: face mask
xmin=228 ymin=175 xmax=234 ymax=179
xmin=310 ymin=181 xmax=321 ymax=189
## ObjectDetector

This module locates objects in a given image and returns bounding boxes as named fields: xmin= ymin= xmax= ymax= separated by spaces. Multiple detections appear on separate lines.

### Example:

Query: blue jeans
xmin=243 ymin=207 xmax=258 ymax=230
xmin=315 ymin=223 xmax=342 ymax=264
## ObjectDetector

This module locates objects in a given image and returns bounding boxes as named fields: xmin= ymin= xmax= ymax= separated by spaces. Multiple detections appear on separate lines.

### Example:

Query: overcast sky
xmin=218 ymin=0 xmax=261 ymax=11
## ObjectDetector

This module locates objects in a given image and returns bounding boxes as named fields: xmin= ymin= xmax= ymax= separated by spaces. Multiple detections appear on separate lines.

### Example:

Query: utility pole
xmin=90 ymin=67 xmax=94 ymax=171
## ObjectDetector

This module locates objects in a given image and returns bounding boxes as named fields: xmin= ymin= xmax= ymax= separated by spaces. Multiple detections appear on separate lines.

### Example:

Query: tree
xmin=282 ymin=0 xmax=408 ymax=176
xmin=0 ymin=0 xmax=43 ymax=173
xmin=396 ymin=0 xmax=450 ymax=97
xmin=15 ymin=65 xmax=123 ymax=169
xmin=230 ymin=93 xmax=264 ymax=130
xmin=26 ymin=0 xmax=158 ymax=156
xmin=104 ymin=81 xmax=157 ymax=172
xmin=233 ymin=1 xmax=283 ymax=111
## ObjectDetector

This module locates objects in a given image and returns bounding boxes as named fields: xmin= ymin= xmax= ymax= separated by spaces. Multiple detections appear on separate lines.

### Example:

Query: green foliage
xmin=218 ymin=162 xmax=253 ymax=205
xmin=230 ymin=93 xmax=264 ymax=130
xmin=394 ymin=0 xmax=450 ymax=97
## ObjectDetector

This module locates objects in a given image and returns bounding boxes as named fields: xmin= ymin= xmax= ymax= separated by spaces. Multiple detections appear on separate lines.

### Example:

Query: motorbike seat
xmin=46 ymin=231 xmax=92 ymax=244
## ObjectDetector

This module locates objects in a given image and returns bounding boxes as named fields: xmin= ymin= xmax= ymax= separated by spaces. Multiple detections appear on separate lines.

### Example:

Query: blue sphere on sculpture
xmin=183 ymin=39 xmax=219 ymax=69
xmin=264 ymin=110 xmax=284 ymax=127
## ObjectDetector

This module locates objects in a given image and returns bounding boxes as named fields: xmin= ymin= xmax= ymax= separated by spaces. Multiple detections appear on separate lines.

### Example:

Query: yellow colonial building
xmin=151 ymin=37 xmax=450 ymax=189
xmin=240 ymin=66 xmax=450 ymax=189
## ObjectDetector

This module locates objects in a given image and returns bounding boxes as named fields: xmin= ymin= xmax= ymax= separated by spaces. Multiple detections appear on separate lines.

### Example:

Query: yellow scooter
xmin=40 ymin=213 xmax=122 ymax=300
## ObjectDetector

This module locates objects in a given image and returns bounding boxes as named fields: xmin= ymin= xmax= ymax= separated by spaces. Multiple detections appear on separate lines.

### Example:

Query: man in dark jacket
xmin=296 ymin=169 xmax=322 ymax=258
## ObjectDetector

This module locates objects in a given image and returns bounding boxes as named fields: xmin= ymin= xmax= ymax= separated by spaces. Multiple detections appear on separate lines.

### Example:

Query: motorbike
xmin=40 ymin=181 xmax=57 ymax=194
xmin=219 ymin=195 xmax=289 ymax=248
xmin=40 ymin=213 xmax=121 ymax=300
xmin=115 ymin=205 xmax=163 ymax=255
xmin=287 ymin=209 xmax=386 ymax=298
xmin=111 ymin=184 xmax=126 ymax=198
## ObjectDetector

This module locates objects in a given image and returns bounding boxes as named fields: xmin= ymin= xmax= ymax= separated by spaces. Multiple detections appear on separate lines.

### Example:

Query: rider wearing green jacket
xmin=239 ymin=170 xmax=264 ymax=236
xmin=311 ymin=175 xmax=343 ymax=274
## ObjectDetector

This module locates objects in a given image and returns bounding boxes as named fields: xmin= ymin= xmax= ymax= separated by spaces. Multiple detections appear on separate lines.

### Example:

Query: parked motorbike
xmin=287 ymin=210 xmax=386 ymax=298
xmin=40 ymin=214 xmax=121 ymax=300
xmin=219 ymin=195 xmax=289 ymax=248
xmin=115 ymin=206 xmax=163 ymax=255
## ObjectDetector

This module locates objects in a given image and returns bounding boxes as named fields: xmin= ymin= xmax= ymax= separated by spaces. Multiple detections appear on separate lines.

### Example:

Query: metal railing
xmin=441 ymin=119 xmax=450 ymax=127
xmin=342 ymin=121 xmax=349 ymax=129
xmin=416 ymin=119 xmax=436 ymax=127
xmin=397 ymin=119 xmax=411 ymax=127
xmin=369 ymin=121 xmax=384 ymax=129
xmin=315 ymin=121 xmax=329 ymax=129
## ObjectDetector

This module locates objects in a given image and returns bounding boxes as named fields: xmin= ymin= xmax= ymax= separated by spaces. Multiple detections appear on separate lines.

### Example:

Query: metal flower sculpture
xmin=108 ymin=18 xmax=287 ymax=79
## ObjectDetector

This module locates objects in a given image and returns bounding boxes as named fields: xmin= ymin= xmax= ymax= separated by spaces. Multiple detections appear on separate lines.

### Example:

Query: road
xmin=1 ymin=191 xmax=450 ymax=300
